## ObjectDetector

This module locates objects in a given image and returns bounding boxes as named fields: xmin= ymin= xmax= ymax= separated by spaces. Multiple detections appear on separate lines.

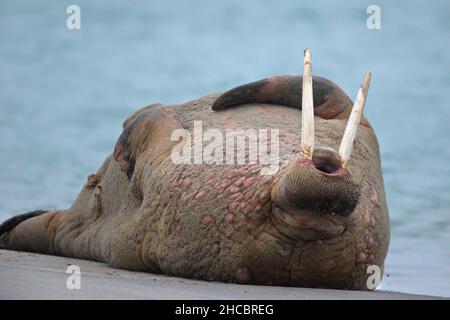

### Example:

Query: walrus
xmin=0 ymin=49 xmax=389 ymax=290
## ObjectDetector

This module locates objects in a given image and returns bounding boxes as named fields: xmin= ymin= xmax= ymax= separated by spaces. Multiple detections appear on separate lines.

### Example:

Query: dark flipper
xmin=0 ymin=210 xmax=48 ymax=249
xmin=211 ymin=75 xmax=353 ymax=119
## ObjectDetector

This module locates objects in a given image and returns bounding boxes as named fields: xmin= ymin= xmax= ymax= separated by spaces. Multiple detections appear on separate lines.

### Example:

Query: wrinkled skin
xmin=0 ymin=76 xmax=389 ymax=290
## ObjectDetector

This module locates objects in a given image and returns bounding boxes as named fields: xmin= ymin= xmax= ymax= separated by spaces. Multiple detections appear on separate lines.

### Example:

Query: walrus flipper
xmin=0 ymin=210 xmax=48 ymax=238
xmin=211 ymin=75 xmax=353 ymax=119
xmin=0 ymin=210 xmax=48 ymax=249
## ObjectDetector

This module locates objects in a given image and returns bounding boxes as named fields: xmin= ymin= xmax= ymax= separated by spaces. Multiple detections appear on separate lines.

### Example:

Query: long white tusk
xmin=339 ymin=71 xmax=372 ymax=168
xmin=301 ymin=48 xmax=314 ymax=160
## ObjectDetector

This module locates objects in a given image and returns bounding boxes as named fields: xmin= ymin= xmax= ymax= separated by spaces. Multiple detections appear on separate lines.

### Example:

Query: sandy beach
xmin=0 ymin=249 xmax=442 ymax=300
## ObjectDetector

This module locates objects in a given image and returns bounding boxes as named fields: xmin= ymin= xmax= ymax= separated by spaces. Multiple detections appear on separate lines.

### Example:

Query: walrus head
xmin=200 ymin=49 xmax=390 ymax=289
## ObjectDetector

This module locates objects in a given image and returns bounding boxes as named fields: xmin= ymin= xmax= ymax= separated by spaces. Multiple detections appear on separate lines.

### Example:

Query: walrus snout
xmin=272 ymin=147 xmax=361 ymax=222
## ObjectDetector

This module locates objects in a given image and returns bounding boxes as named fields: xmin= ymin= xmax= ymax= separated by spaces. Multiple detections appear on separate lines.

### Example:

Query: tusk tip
xmin=360 ymin=71 xmax=372 ymax=97
xmin=303 ymin=48 xmax=311 ymax=61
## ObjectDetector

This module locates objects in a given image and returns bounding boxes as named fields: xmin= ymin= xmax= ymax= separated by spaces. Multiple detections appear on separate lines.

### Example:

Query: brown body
xmin=0 ymin=75 xmax=389 ymax=290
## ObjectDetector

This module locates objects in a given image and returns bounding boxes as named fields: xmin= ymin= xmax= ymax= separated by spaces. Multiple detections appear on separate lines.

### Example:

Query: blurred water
xmin=0 ymin=0 xmax=449 ymax=296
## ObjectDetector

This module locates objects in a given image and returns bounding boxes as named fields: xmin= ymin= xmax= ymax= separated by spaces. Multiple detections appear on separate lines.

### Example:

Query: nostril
xmin=312 ymin=155 xmax=341 ymax=174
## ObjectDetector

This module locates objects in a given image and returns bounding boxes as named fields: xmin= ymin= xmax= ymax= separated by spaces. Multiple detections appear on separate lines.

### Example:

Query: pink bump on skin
xmin=228 ymin=186 xmax=240 ymax=194
xmin=201 ymin=215 xmax=214 ymax=225
xmin=226 ymin=170 xmax=241 ymax=179
xmin=369 ymin=189 xmax=380 ymax=207
xmin=170 ymin=180 xmax=178 ymax=188
xmin=239 ymin=202 xmax=247 ymax=210
xmin=216 ymin=181 xmax=228 ymax=192
xmin=243 ymin=177 xmax=257 ymax=189
xmin=355 ymin=252 xmax=367 ymax=264
xmin=234 ymin=176 xmax=246 ymax=187
xmin=175 ymin=225 xmax=182 ymax=235
xmin=182 ymin=178 xmax=192 ymax=189
xmin=367 ymin=237 xmax=377 ymax=248
xmin=225 ymin=214 xmax=234 ymax=223
xmin=368 ymin=254 xmax=376 ymax=264
xmin=195 ymin=191 xmax=205 ymax=200
xmin=218 ymin=183 xmax=228 ymax=192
